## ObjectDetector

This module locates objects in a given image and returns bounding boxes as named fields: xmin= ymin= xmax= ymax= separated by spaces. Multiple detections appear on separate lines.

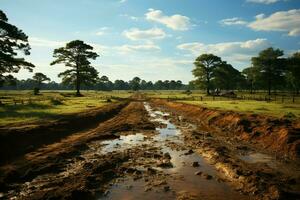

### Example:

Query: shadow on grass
xmin=0 ymin=103 xmax=62 ymax=122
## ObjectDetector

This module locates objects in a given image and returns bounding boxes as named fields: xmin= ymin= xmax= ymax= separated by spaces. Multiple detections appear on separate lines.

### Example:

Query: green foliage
xmin=51 ymin=40 xmax=99 ymax=96
xmin=192 ymin=54 xmax=222 ymax=94
xmin=32 ymin=72 xmax=51 ymax=87
xmin=0 ymin=10 xmax=35 ymax=87
xmin=251 ymin=47 xmax=285 ymax=95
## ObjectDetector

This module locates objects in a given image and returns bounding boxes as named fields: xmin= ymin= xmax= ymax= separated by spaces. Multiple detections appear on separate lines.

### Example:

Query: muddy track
xmin=0 ymin=102 xmax=129 ymax=164
xmin=0 ymin=100 xmax=299 ymax=200
xmin=150 ymin=100 xmax=300 ymax=199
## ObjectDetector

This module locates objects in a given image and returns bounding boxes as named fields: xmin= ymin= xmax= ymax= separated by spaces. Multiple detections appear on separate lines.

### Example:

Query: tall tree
xmin=212 ymin=62 xmax=244 ymax=91
xmin=286 ymin=52 xmax=300 ymax=94
xmin=192 ymin=54 xmax=222 ymax=95
xmin=251 ymin=48 xmax=285 ymax=95
xmin=50 ymin=40 xmax=99 ymax=96
xmin=32 ymin=72 xmax=50 ymax=88
xmin=130 ymin=77 xmax=141 ymax=91
xmin=0 ymin=10 xmax=35 ymax=86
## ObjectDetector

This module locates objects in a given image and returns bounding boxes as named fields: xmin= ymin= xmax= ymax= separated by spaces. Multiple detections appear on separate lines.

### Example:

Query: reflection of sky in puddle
xmin=100 ymin=133 xmax=149 ymax=153
xmin=99 ymin=103 xmax=251 ymax=200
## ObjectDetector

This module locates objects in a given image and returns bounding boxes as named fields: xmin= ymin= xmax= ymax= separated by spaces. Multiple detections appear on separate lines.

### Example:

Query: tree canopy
xmin=192 ymin=54 xmax=222 ymax=94
xmin=32 ymin=72 xmax=50 ymax=87
xmin=0 ymin=10 xmax=35 ymax=87
xmin=50 ymin=40 xmax=99 ymax=96
xmin=251 ymin=47 xmax=285 ymax=95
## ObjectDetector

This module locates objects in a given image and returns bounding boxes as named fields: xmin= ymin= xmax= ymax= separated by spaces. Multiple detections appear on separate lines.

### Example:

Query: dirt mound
xmin=151 ymin=99 xmax=300 ymax=160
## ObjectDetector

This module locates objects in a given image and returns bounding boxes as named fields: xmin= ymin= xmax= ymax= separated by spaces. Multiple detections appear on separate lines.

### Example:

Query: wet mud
xmin=0 ymin=99 xmax=299 ymax=200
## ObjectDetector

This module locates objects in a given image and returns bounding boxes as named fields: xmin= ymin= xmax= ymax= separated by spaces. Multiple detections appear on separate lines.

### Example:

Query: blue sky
xmin=1 ymin=0 xmax=300 ymax=83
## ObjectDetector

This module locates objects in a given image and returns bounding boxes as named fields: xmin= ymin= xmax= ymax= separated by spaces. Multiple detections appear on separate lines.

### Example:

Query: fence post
xmin=281 ymin=96 xmax=284 ymax=103
xmin=213 ymin=95 xmax=215 ymax=101
xmin=200 ymin=96 xmax=203 ymax=101
xmin=293 ymin=96 xmax=295 ymax=103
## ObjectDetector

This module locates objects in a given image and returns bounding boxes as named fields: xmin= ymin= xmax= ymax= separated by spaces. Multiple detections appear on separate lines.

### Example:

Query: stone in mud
xmin=192 ymin=162 xmax=200 ymax=167
xmin=195 ymin=171 xmax=202 ymax=176
xmin=163 ymin=152 xmax=171 ymax=159
xmin=203 ymin=174 xmax=213 ymax=180
xmin=157 ymin=159 xmax=173 ymax=168
xmin=185 ymin=149 xmax=194 ymax=155
xmin=164 ymin=186 xmax=170 ymax=192
xmin=147 ymin=167 xmax=157 ymax=174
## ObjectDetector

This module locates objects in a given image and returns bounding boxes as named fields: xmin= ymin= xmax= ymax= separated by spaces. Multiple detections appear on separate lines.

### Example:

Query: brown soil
xmin=150 ymin=100 xmax=300 ymax=199
xmin=151 ymin=99 xmax=300 ymax=160
xmin=1 ymin=98 xmax=299 ymax=200
xmin=0 ymin=101 xmax=155 ymax=199
xmin=0 ymin=102 xmax=128 ymax=164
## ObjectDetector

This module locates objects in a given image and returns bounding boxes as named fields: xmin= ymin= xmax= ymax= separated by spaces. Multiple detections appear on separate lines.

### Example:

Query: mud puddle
xmin=99 ymin=103 xmax=251 ymax=200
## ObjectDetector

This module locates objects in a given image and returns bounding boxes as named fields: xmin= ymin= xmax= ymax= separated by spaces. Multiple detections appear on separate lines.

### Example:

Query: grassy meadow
xmin=144 ymin=90 xmax=300 ymax=118
xmin=0 ymin=90 xmax=299 ymax=127
xmin=0 ymin=90 xmax=132 ymax=126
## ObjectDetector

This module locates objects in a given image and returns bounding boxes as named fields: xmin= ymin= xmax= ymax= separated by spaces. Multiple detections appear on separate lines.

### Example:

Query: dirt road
xmin=0 ymin=100 xmax=299 ymax=200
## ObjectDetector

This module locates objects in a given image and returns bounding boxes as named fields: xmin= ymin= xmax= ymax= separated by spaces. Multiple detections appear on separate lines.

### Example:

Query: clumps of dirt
xmin=0 ymin=101 xmax=129 ymax=164
xmin=0 ymin=102 xmax=156 ymax=198
xmin=151 ymin=99 xmax=300 ymax=160
xmin=151 ymin=100 xmax=300 ymax=200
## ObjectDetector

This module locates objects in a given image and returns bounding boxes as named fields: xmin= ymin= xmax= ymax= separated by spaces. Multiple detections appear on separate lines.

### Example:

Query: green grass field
xmin=179 ymin=100 xmax=300 ymax=118
xmin=144 ymin=90 xmax=300 ymax=118
xmin=0 ymin=90 xmax=132 ymax=126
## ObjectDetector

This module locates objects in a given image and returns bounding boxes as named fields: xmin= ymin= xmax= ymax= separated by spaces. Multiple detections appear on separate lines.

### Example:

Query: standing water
xmin=99 ymin=103 xmax=251 ymax=200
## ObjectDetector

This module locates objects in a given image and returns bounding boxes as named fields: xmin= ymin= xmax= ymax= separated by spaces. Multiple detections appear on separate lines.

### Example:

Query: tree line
xmin=1 ymin=10 xmax=299 ymax=96
xmin=191 ymin=50 xmax=300 ymax=95
xmin=1 ymin=76 xmax=187 ymax=91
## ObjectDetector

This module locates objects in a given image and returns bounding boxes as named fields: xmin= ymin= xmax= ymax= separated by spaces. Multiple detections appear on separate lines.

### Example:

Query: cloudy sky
xmin=2 ymin=0 xmax=300 ymax=83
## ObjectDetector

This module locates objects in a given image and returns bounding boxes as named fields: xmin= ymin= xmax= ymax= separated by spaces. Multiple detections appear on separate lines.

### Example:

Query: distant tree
xmin=130 ymin=77 xmax=141 ymax=91
xmin=51 ymin=40 xmax=99 ymax=96
xmin=114 ymin=79 xmax=128 ymax=90
xmin=286 ymin=52 xmax=300 ymax=94
xmin=33 ymin=72 xmax=50 ymax=88
xmin=212 ymin=62 xmax=244 ymax=91
xmin=192 ymin=54 xmax=222 ymax=95
xmin=0 ymin=10 xmax=35 ymax=87
xmin=251 ymin=48 xmax=285 ymax=95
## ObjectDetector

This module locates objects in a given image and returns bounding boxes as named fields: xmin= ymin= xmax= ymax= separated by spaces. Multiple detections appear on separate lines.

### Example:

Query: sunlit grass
xmin=0 ymin=90 xmax=132 ymax=126
xmin=179 ymin=100 xmax=300 ymax=118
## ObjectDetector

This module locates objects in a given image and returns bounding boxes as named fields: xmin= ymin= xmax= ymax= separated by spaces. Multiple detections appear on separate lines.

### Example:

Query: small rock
xmin=185 ymin=149 xmax=194 ymax=155
xmin=195 ymin=171 xmax=202 ymax=176
xmin=192 ymin=162 xmax=200 ymax=167
xmin=164 ymin=186 xmax=170 ymax=192
xmin=163 ymin=152 xmax=171 ymax=159
xmin=203 ymin=174 xmax=213 ymax=180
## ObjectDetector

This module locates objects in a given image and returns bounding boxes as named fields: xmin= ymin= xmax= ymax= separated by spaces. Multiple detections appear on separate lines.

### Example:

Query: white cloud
xmin=116 ymin=44 xmax=161 ymax=54
xmin=177 ymin=38 xmax=270 ymax=67
xmin=123 ymin=27 xmax=166 ymax=41
xmin=248 ymin=9 xmax=300 ymax=36
xmin=120 ymin=14 xmax=139 ymax=21
xmin=219 ymin=17 xmax=248 ymax=26
xmin=29 ymin=37 xmax=65 ymax=47
xmin=246 ymin=0 xmax=280 ymax=4
xmin=145 ymin=9 xmax=191 ymax=31
xmin=119 ymin=0 xmax=127 ymax=3
xmin=94 ymin=27 xmax=109 ymax=36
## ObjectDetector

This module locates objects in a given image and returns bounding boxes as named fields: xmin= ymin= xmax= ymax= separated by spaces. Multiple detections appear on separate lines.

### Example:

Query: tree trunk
xmin=206 ymin=71 xmax=210 ymax=95
xmin=268 ymin=78 xmax=271 ymax=96
xmin=76 ymin=64 xmax=81 ymax=96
